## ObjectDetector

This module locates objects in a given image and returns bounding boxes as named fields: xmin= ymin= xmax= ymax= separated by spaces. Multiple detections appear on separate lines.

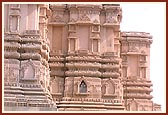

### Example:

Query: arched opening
xmin=130 ymin=101 xmax=138 ymax=111
xmin=79 ymin=80 xmax=87 ymax=93
xmin=107 ymin=81 xmax=115 ymax=94
xmin=24 ymin=64 xmax=35 ymax=79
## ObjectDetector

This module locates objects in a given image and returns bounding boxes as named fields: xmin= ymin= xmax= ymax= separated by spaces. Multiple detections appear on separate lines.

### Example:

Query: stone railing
xmin=54 ymin=97 xmax=122 ymax=104
xmin=19 ymin=84 xmax=41 ymax=88
xmin=4 ymin=82 xmax=18 ymax=87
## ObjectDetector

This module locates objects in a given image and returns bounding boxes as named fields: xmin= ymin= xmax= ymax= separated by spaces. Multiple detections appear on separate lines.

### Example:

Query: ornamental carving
xmin=4 ymin=67 xmax=17 ymax=82
xmin=106 ymin=15 xmax=118 ymax=23
xmin=70 ymin=18 xmax=76 ymax=23
xmin=102 ymin=79 xmax=116 ymax=96
xmin=129 ymin=46 xmax=138 ymax=52
xmin=121 ymin=55 xmax=127 ymax=62
xmin=74 ymin=76 xmax=90 ymax=95
xmin=93 ymin=19 xmax=100 ymax=24
xmin=51 ymin=14 xmax=64 ymax=22
xmin=79 ymin=14 xmax=91 ymax=22
xmin=20 ymin=60 xmax=36 ymax=79
xmin=92 ymin=25 xmax=100 ymax=32
xmin=129 ymin=100 xmax=138 ymax=111
xmin=3 ymin=4 xmax=158 ymax=111
xmin=106 ymin=8 xmax=122 ymax=24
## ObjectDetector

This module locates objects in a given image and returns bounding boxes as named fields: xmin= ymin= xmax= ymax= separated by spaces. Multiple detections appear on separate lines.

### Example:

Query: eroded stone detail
xmin=3 ymin=3 xmax=161 ymax=111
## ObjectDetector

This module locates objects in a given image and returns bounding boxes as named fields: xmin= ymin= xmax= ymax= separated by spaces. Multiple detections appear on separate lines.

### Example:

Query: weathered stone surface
xmin=3 ymin=4 xmax=161 ymax=111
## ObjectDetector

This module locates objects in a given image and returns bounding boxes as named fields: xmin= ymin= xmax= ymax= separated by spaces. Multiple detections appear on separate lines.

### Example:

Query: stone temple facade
xmin=3 ymin=3 xmax=161 ymax=111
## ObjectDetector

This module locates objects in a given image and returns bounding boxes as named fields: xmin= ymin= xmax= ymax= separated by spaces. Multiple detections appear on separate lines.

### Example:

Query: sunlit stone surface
xmin=3 ymin=3 xmax=161 ymax=111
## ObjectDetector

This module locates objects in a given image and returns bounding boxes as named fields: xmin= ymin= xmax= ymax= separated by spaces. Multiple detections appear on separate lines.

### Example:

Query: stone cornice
xmin=121 ymin=31 xmax=152 ymax=39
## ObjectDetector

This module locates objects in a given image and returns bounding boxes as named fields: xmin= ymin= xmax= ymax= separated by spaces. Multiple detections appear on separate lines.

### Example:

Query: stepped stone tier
xmin=3 ymin=3 xmax=161 ymax=111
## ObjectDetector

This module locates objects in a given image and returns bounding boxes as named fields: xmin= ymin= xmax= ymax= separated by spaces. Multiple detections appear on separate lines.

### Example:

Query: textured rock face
xmin=3 ymin=4 xmax=161 ymax=111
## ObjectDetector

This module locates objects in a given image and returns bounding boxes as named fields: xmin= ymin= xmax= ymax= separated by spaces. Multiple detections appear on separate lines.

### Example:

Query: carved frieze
xmin=79 ymin=14 xmax=91 ymax=22
xmin=105 ymin=8 xmax=122 ymax=24
xmin=49 ymin=5 xmax=66 ymax=24
xmin=129 ymin=45 xmax=139 ymax=52
xmin=51 ymin=14 xmax=64 ymax=23
xmin=65 ymin=70 xmax=101 ymax=77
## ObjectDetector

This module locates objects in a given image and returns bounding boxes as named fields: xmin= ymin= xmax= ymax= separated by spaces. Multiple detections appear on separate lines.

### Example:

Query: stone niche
xmin=127 ymin=99 xmax=153 ymax=111
xmin=129 ymin=100 xmax=138 ymax=111
xmin=77 ymin=25 xmax=90 ymax=51
xmin=101 ymin=78 xmax=120 ymax=99
xmin=20 ymin=60 xmax=38 ymax=81
xmin=50 ymin=76 xmax=64 ymax=96
xmin=64 ymin=76 xmax=102 ymax=98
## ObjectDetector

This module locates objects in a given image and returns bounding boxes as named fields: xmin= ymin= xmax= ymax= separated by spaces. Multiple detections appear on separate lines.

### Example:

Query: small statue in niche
xmin=79 ymin=80 xmax=87 ymax=93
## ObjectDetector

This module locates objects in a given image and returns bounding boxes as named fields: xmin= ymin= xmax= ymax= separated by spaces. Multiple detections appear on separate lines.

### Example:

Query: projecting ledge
xmin=121 ymin=52 xmax=141 ymax=55
xmin=20 ymin=78 xmax=38 ymax=82
xmin=75 ymin=93 xmax=90 ymax=96
xmin=103 ymin=94 xmax=117 ymax=97
xmin=48 ymin=22 xmax=65 ymax=26
xmin=51 ymin=93 xmax=62 ymax=96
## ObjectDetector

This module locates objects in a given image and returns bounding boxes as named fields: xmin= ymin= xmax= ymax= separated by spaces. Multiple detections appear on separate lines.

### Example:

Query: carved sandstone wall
xmin=3 ymin=3 xmax=161 ymax=111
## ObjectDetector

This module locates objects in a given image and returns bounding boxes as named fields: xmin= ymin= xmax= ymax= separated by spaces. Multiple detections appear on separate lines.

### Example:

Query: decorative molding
xmin=51 ymin=14 xmax=64 ymax=23
xmin=79 ymin=14 xmax=91 ymax=22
